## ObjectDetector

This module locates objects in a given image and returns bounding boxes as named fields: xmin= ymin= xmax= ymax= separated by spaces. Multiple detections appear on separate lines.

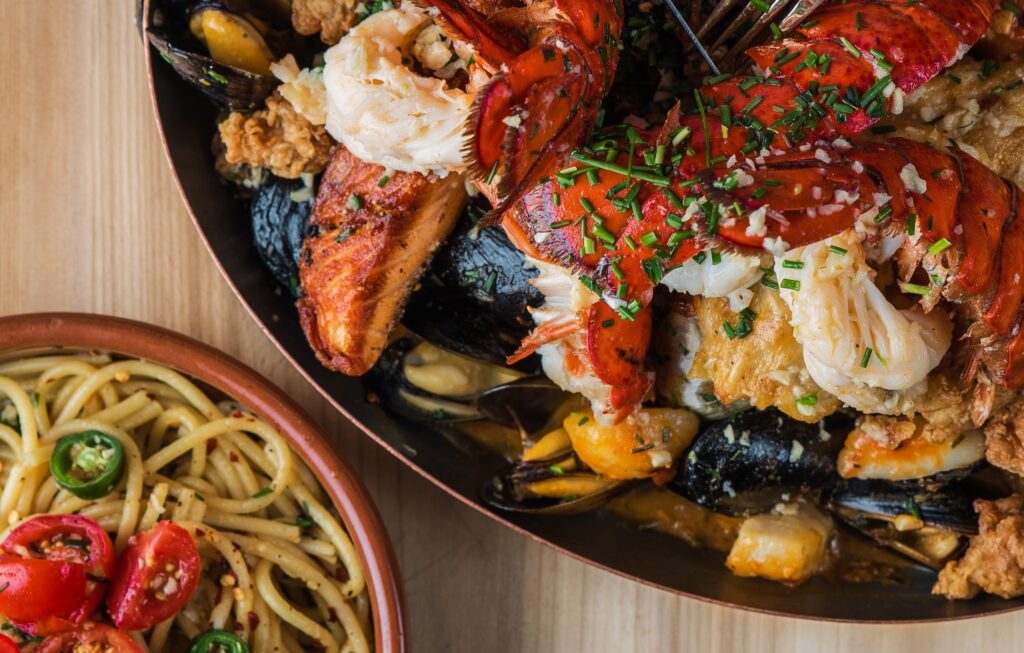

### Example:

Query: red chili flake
xmin=229 ymin=452 xmax=240 ymax=463
xmin=206 ymin=439 xmax=218 ymax=454
xmin=247 ymin=611 xmax=260 ymax=630
xmin=328 ymin=607 xmax=339 ymax=623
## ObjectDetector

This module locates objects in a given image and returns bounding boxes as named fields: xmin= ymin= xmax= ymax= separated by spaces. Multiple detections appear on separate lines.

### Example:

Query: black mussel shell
xmin=403 ymin=206 xmax=543 ymax=366
xmin=251 ymin=176 xmax=312 ymax=289
xmin=672 ymin=409 xmax=840 ymax=516
xmin=828 ymin=479 xmax=979 ymax=536
xmin=147 ymin=0 xmax=280 ymax=111
xmin=365 ymin=338 xmax=481 ymax=423
xmin=483 ymin=469 xmax=631 ymax=515
xmin=475 ymin=377 xmax=570 ymax=433
xmin=148 ymin=30 xmax=279 ymax=112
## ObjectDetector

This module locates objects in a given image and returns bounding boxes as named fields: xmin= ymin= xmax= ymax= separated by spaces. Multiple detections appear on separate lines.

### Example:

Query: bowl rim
xmin=0 ymin=312 xmax=408 ymax=651
xmin=138 ymin=8 xmax=1024 ymax=623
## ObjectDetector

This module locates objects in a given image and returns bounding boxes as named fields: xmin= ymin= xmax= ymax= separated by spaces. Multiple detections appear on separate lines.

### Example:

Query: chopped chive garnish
xmin=796 ymin=394 xmax=818 ymax=406
xmin=928 ymin=238 xmax=952 ymax=255
xmin=900 ymin=282 xmax=932 ymax=296
xmin=781 ymin=279 xmax=801 ymax=291
xmin=486 ymin=159 xmax=500 ymax=184
xmin=828 ymin=245 xmax=848 ymax=255
xmin=782 ymin=259 xmax=804 ymax=269
xmin=347 ymin=194 xmax=362 ymax=210
xmin=839 ymin=37 xmax=861 ymax=58
xmin=860 ymin=347 xmax=873 ymax=368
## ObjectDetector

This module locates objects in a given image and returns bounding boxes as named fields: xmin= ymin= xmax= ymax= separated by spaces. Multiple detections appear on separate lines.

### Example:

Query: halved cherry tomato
xmin=37 ymin=623 xmax=143 ymax=653
xmin=2 ymin=515 xmax=115 ymax=632
xmin=107 ymin=521 xmax=200 ymax=630
xmin=0 ymin=557 xmax=86 ymax=622
xmin=3 ymin=515 xmax=115 ymax=578
xmin=0 ymin=634 xmax=17 ymax=653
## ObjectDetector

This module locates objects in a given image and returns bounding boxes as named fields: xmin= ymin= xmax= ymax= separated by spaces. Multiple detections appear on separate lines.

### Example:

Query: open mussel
xmin=828 ymin=479 xmax=978 ymax=569
xmin=367 ymin=338 xmax=570 ymax=433
xmin=483 ymin=428 xmax=633 ymax=515
xmin=251 ymin=175 xmax=313 ymax=290
xmin=403 ymin=203 xmax=544 ymax=367
xmin=148 ymin=0 xmax=281 ymax=110
xmin=671 ymin=409 xmax=841 ymax=516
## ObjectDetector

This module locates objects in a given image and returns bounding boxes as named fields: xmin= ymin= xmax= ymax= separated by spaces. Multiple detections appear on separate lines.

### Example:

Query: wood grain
xmin=1 ymin=1 xmax=1022 ymax=650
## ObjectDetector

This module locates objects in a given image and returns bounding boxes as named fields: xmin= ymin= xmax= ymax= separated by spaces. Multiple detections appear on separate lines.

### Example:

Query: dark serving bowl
xmin=141 ymin=3 xmax=1024 ymax=622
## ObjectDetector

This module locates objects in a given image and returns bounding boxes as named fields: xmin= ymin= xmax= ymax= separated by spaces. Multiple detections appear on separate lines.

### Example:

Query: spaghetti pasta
xmin=0 ymin=350 xmax=371 ymax=653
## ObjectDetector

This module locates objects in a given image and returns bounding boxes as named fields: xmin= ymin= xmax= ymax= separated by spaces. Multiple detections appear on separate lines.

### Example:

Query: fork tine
xmin=724 ymin=0 xmax=794 ymax=60
xmin=696 ymin=0 xmax=744 ymax=40
xmin=708 ymin=3 xmax=761 ymax=51
xmin=664 ymin=0 xmax=723 ymax=75
xmin=778 ymin=0 xmax=826 ymax=32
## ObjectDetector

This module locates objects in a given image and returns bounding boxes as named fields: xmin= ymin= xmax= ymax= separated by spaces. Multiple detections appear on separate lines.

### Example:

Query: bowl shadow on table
xmin=147 ymin=44 xmax=1024 ymax=623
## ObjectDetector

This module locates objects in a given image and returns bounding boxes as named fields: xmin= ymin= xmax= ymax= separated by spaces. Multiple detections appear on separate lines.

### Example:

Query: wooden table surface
xmin=2 ymin=1 xmax=1022 ymax=651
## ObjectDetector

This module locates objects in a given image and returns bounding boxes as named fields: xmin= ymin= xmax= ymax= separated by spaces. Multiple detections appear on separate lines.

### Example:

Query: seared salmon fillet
xmin=297 ymin=146 xmax=467 ymax=375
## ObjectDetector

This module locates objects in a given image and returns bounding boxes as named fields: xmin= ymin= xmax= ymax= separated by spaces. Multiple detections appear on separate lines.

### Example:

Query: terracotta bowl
xmin=140 ymin=4 xmax=1024 ymax=622
xmin=0 ymin=313 xmax=407 ymax=650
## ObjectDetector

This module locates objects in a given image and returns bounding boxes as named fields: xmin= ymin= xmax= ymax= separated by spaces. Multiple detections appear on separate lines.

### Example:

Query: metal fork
xmin=666 ymin=0 xmax=827 ymax=73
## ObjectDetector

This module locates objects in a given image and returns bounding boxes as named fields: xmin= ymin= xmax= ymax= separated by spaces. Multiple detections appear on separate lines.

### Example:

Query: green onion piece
xmin=928 ymin=238 xmax=952 ymax=255
xmin=899 ymin=282 xmax=932 ymax=296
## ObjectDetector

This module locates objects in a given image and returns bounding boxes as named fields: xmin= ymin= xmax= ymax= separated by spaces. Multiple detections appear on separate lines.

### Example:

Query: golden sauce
xmin=606 ymin=487 xmax=742 ymax=552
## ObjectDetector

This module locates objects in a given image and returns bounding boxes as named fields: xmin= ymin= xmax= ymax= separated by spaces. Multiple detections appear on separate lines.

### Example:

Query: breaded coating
xmin=689 ymin=286 xmax=840 ymax=424
xmin=218 ymin=92 xmax=333 ymax=179
xmin=935 ymin=495 xmax=1024 ymax=599
xmin=984 ymin=399 xmax=1024 ymax=477
xmin=902 ymin=57 xmax=1024 ymax=187
xmin=292 ymin=0 xmax=357 ymax=45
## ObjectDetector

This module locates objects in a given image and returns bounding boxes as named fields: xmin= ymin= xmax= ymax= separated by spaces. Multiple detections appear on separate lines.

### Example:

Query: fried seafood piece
xmin=688 ymin=286 xmax=840 ymax=424
xmin=292 ymin=0 xmax=357 ymax=45
xmin=217 ymin=91 xmax=333 ymax=179
xmin=297 ymin=146 xmax=467 ymax=375
xmin=983 ymin=399 xmax=1024 ymax=477
xmin=935 ymin=495 xmax=1024 ymax=599
xmin=901 ymin=57 xmax=1024 ymax=187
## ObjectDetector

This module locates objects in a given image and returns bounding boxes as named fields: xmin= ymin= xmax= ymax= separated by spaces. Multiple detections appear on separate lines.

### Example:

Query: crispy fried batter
xmin=292 ymin=0 xmax=357 ymax=44
xmin=218 ymin=92 xmax=333 ymax=179
xmin=984 ymin=398 xmax=1024 ymax=477
xmin=934 ymin=495 xmax=1024 ymax=599
xmin=902 ymin=57 xmax=1024 ymax=187
xmin=689 ymin=286 xmax=840 ymax=424
xmin=297 ymin=146 xmax=467 ymax=375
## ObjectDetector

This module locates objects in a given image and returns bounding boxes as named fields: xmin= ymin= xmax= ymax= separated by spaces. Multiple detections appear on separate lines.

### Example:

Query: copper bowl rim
xmin=137 ymin=6 xmax=1024 ymax=623
xmin=0 ymin=313 xmax=408 ymax=650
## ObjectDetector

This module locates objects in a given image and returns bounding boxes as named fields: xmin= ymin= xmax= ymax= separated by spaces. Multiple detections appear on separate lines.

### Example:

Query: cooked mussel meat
xmin=672 ymin=409 xmax=840 ymax=516
xmin=148 ymin=0 xmax=280 ymax=110
xmin=403 ymin=204 xmax=544 ymax=366
xmin=483 ymin=428 xmax=631 ymax=515
xmin=368 ymin=338 xmax=570 ymax=432
xmin=251 ymin=175 xmax=313 ymax=290
xmin=828 ymin=479 xmax=978 ymax=569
